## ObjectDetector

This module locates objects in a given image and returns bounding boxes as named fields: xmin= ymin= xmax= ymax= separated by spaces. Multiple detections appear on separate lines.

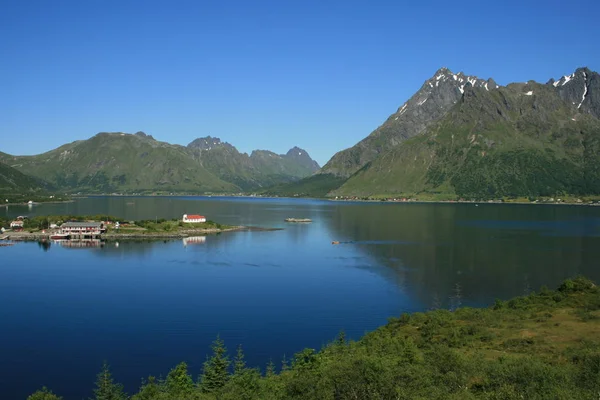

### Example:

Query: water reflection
xmin=37 ymin=240 xmax=51 ymax=252
xmin=52 ymin=239 xmax=105 ymax=249
xmin=325 ymin=203 xmax=600 ymax=308
xmin=183 ymin=236 xmax=206 ymax=246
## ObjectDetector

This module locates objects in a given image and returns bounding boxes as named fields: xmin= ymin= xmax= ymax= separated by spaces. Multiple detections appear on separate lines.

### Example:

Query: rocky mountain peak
xmin=549 ymin=66 xmax=600 ymax=118
xmin=319 ymin=67 xmax=500 ymax=178
xmin=286 ymin=146 xmax=307 ymax=157
xmin=134 ymin=131 xmax=155 ymax=141
xmin=423 ymin=67 xmax=498 ymax=94
xmin=393 ymin=68 xmax=499 ymax=120
xmin=187 ymin=136 xmax=233 ymax=151
xmin=284 ymin=147 xmax=320 ymax=171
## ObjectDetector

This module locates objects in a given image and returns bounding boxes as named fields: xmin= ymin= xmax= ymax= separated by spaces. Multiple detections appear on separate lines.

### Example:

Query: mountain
xmin=284 ymin=147 xmax=320 ymax=171
xmin=0 ymin=132 xmax=319 ymax=193
xmin=334 ymin=67 xmax=600 ymax=199
xmin=186 ymin=136 xmax=258 ymax=190
xmin=0 ymin=160 xmax=49 ymax=194
xmin=250 ymin=148 xmax=318 ymax=180
xmin=0 ymin=132 xmax=236 ymax=193
xmin=186 ymin=137 xmax=319 ymax=190
xmin=262 ymin=173 xmax=347 ymax=198
xmin=320 ymin=67 xmax=498 ymax=178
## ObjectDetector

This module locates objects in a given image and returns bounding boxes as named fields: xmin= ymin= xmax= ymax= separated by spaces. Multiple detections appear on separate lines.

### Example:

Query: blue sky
xmin=1 ymin=0 xmax=598 ymax=166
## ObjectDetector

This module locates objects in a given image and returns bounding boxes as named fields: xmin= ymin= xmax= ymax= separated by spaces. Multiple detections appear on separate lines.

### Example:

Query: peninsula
xmin=0 ymin=214 xmax=251 ymax=242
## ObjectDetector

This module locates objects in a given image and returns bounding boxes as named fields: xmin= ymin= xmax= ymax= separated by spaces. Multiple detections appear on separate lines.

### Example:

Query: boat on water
xmin=50 ymin=233 xmax=70 ymax=240
xmin=284 ymin=218 xmax=312 ymax=223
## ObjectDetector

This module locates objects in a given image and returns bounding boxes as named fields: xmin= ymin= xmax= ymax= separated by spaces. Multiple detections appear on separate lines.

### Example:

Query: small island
xmin=284 ymin=218 xmax=312 ymax=223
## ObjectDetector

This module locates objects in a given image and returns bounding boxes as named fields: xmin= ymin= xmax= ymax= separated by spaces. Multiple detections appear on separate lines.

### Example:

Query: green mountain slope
xmin=334 ymin=80 xmax=600 ymax=199
xmin=0 ymin=132 xmax=238 ymax=193
xmin=187 ymin=137 xmax=319 ymax=191
xmin=0 ymin=161 xmax=49 ymax=193
xmin=262 ymin=173 xmax=346 ymax=198
xmin=187 ymin=137 xmax=259 ymax=190
xmin=249 ymin=149 xmax=317 ymax=184
xmin=319 ymin=68 xmax=498 ymax=178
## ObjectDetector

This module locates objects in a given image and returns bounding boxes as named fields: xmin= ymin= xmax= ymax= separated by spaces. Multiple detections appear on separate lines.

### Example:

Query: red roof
xmin=186 ymin=215 xmax=205 ymax=219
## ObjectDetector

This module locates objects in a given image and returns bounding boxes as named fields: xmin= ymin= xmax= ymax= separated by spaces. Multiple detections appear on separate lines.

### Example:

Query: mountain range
xmin=4 ymin=66 xmax=600 ymax=199
xmin=270 ymin=66 xmax=600 ymax=199
xmin=0 ymin=132 xmax=319 ymax=193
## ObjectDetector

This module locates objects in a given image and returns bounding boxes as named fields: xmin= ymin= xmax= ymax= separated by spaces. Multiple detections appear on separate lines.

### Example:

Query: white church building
xmin=182 ymin=214 xmax=206 ymax=223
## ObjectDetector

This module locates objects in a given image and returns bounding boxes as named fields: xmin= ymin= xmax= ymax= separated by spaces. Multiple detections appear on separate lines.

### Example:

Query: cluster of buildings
xmin=5 ymin=217 xmax=106 ymax=238
xmin=5 ymin=213 xmax=207 ymax=238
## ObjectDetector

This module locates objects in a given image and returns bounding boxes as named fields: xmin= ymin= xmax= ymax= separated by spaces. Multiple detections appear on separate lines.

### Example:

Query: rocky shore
xmin=0 ymin=226 xmax=279 ymax=242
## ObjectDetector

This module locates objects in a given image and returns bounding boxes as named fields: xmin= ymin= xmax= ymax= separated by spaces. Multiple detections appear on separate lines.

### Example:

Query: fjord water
xmin=2 ymin=197 xmax=600 ymax=399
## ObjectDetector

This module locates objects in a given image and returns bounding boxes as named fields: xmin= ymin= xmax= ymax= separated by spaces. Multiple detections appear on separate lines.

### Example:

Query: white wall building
xmin=182 ymin=214 xmax=206 ymax=223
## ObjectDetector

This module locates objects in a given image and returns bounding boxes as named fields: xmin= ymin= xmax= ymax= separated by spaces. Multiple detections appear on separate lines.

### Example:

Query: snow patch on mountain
xmin=578 ymin=71 xmax=588 ymax=109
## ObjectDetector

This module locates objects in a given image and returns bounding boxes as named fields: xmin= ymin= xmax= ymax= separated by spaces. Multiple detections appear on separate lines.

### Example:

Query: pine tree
xmin=165 ymin=362 xmax=194 ymax=397
xmin=233 ymin=344 xmax=246 ymax=375
xmin=27 ymin=387 xmax=62 ymax=400
xmin=130 ymin=376 xmax=159 ymax=400
xmin=336 ymin=330 xmax=346 ymax=346
xmin=265 ymin=359 xmax=276 ymax=378
xmin=91 ymin=362 xmax=126 ymax=400
xmin=199 ymin=335 xmax=230 ymax=392
xmin=281 ymin=354 xmax=289 ymax=372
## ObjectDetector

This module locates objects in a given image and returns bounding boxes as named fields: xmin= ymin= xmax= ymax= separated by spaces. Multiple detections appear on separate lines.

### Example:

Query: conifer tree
xmin=281 ymin=354 xmax=289 ymax=372
xmin=265 ymin=359 xmax=276 ymax=378
xmin=130 ymin=376 xmax=159 ymax=400
xmin=199 ymin=335 xmax=230 ymax=392
xmin=165 ymin=362 xmax=194 ymax=396
xmin=91 ymin=362 xmax=126 ymax=400
xmin=27 ymin=387 xmax=62 ymax=400
xmin=336 ymin=330 xmax=346 ymax=346
xmin=233 ymin=344 xmax=246 ymax=375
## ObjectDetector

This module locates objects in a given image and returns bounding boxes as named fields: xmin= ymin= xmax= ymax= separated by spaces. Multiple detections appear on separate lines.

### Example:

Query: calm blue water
xmin=2 ymin=196 xmax=600 ymax=399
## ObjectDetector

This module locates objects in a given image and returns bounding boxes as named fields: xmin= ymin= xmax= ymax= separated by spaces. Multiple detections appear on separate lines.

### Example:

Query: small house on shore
xmin=182 ymin=214 xmax=206 ymax=223
xmin=10 ymin=220 xmax=24 ymax=230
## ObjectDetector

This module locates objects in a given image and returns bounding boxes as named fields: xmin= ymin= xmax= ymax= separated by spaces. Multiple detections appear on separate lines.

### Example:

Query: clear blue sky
xmin=1 ymin=0 xmax=598 ymax=166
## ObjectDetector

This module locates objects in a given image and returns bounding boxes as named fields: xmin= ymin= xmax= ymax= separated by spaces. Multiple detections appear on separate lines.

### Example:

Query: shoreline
xmin=0 ymin=226 xmax=279 ymax=242
xmin=4 ymin=192 xmax=600 ymax=207
xmin=328 ymin=198 xmax=600 ymax=206
xmin=0 ymin=199 xmax=75 ymax=208
xmin=79 ymin=193 xmax=600 ymax=206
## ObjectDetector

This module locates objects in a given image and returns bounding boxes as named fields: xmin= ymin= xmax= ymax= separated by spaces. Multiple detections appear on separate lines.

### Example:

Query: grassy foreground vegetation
xmin=29 ymin=277 xmax=600 ymax=399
